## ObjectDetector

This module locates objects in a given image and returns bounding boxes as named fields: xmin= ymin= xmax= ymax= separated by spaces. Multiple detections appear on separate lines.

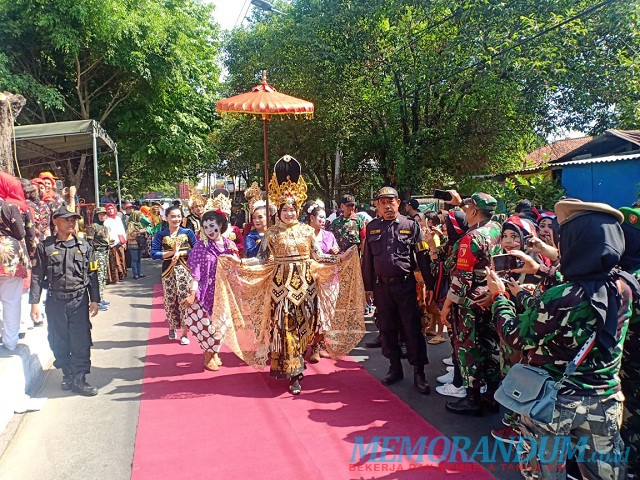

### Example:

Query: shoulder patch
xmin=456 ymin=237 xmax=478 ymax=272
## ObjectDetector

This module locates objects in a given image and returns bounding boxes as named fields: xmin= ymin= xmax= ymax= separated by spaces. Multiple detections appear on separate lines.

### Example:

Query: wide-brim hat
xmin=555 ymin=198 xmax=623 ymax=225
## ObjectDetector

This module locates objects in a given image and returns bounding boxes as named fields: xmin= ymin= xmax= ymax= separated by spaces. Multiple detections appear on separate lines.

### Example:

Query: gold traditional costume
xmin=212 ymin=155 xmax=365 ymax=379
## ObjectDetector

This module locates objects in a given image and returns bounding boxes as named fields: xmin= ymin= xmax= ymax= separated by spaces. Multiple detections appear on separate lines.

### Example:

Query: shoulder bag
xmin=494 ymin=331 xmax=596 ymax=425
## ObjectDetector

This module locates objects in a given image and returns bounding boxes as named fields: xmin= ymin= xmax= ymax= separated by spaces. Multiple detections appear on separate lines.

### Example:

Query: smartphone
xmin=492 ymin=254 xmax=522 ymax=272
xmin=433 ymin=189 xmax=453 ymax=201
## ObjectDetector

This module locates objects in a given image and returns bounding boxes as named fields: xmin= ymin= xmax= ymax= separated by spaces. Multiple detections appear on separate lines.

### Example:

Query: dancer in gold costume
xmin=213 ymin=155 xmax=365 ymax=394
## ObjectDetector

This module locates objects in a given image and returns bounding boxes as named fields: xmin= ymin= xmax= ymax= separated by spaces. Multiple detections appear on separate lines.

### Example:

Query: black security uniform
xmin=30 ymin=229 xmax=101 ymax=394
xmin=361 ymin=205 xmax=433 ymax=393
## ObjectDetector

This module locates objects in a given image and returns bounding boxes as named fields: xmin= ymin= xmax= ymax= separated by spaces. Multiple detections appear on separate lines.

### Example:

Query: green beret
xmin=620 ymin=207 xmax=640 ymax=229
xmin=464 ymin=192 xmax=497 ymax=212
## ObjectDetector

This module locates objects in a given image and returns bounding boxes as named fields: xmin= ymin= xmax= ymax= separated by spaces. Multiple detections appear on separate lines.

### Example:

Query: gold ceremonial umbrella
xmin=215 ymin=71 xmax=314 ymax=224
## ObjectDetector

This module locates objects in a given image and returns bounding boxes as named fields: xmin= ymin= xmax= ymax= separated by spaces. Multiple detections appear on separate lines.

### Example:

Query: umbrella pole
xmin=263 ymin=117 xmax=270 ymax=227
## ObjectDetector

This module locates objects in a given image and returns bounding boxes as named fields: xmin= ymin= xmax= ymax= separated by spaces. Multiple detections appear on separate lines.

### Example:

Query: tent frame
xmin=14 ymin=119 xmax=121 ymax=208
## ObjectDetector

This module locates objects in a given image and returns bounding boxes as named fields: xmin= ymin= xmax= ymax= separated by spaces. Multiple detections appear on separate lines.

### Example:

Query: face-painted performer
xmin=183 ymin=210 xmax=239 ymax=371
xmin=206 ymin=193 xmax=245 ymax=256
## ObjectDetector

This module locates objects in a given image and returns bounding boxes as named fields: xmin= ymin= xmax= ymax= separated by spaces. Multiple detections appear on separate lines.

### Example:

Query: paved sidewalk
xmin=0 ymin=260 xmax=155 ymax=480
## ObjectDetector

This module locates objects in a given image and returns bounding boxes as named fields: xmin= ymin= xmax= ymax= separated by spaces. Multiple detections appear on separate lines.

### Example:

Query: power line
xmin=234 ymin=0 xmax=251 ymax=29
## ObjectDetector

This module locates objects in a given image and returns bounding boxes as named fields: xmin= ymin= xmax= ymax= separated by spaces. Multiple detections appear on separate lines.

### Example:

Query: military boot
xmin=71 ymin=374 xmax=99 ymax=397
xmin=445 ymin=387 xmax=483 ymax=416
xmin=481 ymin=381 xmax=500 ymax=413
xmin=413 ymin=365 xmax=430 ymax=395
xmin=381 ymin=360 xmax=404 ymax=385
xmin=61 ymin=370 xmax=74 ymax=391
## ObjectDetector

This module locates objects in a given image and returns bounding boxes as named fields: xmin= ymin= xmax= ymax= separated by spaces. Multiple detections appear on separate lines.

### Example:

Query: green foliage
xmin=223 ymin=0 xmax=638 ymax=202
xmin=459 ymin=174 xmax=566 ymax=213
xmin=0 ymin=0 xmax=221 ymax=196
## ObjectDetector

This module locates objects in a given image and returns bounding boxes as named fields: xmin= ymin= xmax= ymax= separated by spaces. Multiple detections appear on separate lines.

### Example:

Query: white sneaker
xmin=437 ymin=370 xmax=455 ymax=384
xmin=442 ymin=357 xmax=454 ymax=366
xmin=180 ymin=335 xmax=190 ymax=345
xmin=480 ymin=385 xmax=487 ymax=393
xmin=435 ymin=383 xmax=466 ymax=398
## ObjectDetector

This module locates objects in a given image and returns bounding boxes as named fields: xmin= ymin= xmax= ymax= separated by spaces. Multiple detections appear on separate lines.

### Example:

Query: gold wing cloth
xmin=212 ymin=253 xmax=366 ymax=370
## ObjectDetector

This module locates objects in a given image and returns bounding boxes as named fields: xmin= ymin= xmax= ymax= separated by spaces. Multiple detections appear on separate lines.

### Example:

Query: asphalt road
xmin=0 ymin=260 xmax=522 ymax=480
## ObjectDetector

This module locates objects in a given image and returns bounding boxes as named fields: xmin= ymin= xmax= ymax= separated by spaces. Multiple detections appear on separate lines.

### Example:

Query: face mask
xmin=204 ymin=220 xmax=221 ymax=241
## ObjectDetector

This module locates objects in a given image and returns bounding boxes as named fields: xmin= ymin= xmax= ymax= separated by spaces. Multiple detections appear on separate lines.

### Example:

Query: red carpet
xmin=131 ymin=285 xmax=495 ymax=480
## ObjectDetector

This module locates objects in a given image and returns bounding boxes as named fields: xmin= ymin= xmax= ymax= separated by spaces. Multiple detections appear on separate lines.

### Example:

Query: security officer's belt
xmin=48 ymin=290 xmax=85 ymax=300
xmin=376 ymin=274 xmax=409 ymax=285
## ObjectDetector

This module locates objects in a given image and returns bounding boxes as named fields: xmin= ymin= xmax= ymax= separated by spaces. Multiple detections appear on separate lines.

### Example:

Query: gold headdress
xmin=268 ymin=155 xmax=307 ymax=209
xmin=188 ymin=191 xmax=205 ymax=210
xmin=244 ymin=181 xmax=264 ymax=213
xmin=205 ymin=192 xmax=232 ymax=216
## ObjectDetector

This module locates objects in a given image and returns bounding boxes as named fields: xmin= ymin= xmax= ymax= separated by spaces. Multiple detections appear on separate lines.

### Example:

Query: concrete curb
xmin=0 ymin=325 xmax=53 ymax=434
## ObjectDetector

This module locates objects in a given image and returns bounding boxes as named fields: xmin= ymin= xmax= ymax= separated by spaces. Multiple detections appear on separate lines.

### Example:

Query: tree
xmin=0 ymin=0 xmax=221 ymax=195
xmin=222 ymin=0 xmax=639 ymax=200
xmin=0 ymin=91 xmax=25 ymax=174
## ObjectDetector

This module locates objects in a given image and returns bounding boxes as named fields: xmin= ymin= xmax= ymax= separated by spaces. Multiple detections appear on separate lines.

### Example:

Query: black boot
xmin=61 ymin=370 xmax=74 ymax=391
xmin=413 ymin=366 xmax=430 ymax=395
xmin=381 ymin=360 xmax=403 ymax=385
xmin=481 ymin=382 xmax=500 ymax=413
xmin=365 ymin=335 xmax=382 ymax=348
xmin=445 ymin=387 xmax=483 ymax=416
xmin=71 ymin=374 xmax=99 ymax=397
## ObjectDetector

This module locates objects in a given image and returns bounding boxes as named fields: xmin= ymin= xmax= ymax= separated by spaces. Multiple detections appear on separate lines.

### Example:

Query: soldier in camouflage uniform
xmin=329 ymin=194 xmax=364 ymax=253
xmin=441 ymin=193 xmax=502 ymax=416
xmin=489 ymin=199 xmax=638 ymax=479
xmin=619 ymin=206 xmax=640 ymax=474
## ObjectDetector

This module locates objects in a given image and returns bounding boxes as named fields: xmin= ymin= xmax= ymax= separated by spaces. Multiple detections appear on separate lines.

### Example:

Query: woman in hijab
xmin=126 ymin=210 xmax=148 ymax=279
xmin=487 ymin=199 xmax=639 ymax=479
xmin=0 ymin=172 xmax=37 ymax=347
xmin=424 ymin=209 xmax=470 ymax=399
xmin=104 ymin=203 xmax=126 ymax=283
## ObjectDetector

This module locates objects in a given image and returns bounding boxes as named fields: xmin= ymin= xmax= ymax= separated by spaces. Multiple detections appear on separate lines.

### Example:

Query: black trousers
xmin=373 ymin=276 xmax=427 ymax=366
xmin=46 ymin=292 xmax=92 ymax=375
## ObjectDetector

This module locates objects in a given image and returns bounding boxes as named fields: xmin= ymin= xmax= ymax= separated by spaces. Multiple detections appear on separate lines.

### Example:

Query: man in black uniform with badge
xmin=30 ymin=206 xmax=101 ymax=396
xmin=362 ymin=187 xmax=432 ymax=394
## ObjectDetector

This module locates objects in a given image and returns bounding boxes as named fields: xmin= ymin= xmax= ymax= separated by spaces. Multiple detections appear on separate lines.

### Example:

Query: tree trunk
xmin=0 ymin=92 xmax=26 ymax=175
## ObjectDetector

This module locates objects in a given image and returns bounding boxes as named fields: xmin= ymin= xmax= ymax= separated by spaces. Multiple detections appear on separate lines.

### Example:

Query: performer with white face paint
xmin=183 ymin=210 xmax=238 ymax=371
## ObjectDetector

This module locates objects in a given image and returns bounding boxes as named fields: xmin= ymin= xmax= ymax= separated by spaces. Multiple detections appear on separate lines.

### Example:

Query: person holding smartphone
xmin=440 ymin=192 xmax=502 ymax=416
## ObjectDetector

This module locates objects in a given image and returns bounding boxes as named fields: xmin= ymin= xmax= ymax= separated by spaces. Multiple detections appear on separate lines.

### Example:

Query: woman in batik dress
xmin=150 ymin=205 xmax=197 ymax=344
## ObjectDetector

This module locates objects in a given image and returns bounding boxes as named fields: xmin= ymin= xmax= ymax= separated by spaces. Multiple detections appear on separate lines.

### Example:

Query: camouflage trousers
xmin=621 ymin=329 xmax=640 ymax=473
xmin=95 ymin=249 xmax=108 ymax=300
xmin=516 ymin=392 xmax=627 ymax=479
xmin=450 ymin=304 xmax=500 ymax=389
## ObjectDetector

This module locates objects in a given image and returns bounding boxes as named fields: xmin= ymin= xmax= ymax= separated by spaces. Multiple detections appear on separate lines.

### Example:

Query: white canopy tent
xmin=13 ymin=119 xmax=121 ymax=208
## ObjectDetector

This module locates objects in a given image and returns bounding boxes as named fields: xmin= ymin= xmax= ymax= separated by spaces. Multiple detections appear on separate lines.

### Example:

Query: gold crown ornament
xmin=268 ymin=155 xmax=307 ymax=209
xmin=188 ymin=192 xmax=206 ymax=209
xmin=244 ymin=181 xmax=264 ymax=213
xmin=205 ymin=193 xmax=232 ymax=216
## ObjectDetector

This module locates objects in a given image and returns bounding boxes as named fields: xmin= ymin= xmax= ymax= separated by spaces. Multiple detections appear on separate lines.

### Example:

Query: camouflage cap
xmin=374 ymin=186 xmax=399 ymax=200
xmin=463 ymin=192 xmax=497 ymax=212
xmin=620 ymin=207 xmax=640 ymax=229
xmin=555 ymin=198 xmax=623 ymax=225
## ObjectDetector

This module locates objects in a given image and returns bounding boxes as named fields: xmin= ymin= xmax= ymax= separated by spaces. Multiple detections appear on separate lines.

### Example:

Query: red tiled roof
xmin=525 ymin=136 xmax=593 ymax=167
